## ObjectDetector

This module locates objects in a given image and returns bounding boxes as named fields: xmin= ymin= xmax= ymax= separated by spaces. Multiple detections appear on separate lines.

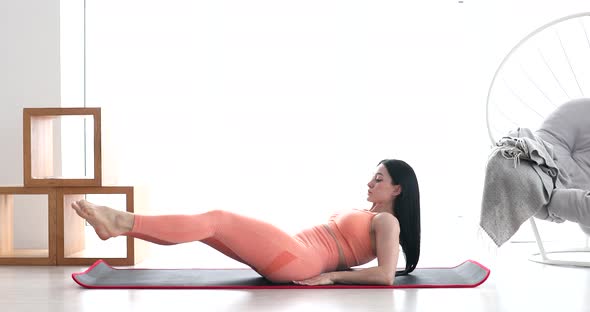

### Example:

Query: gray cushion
xmin=536 ymin=98 xmax=590 ymax=189
xmin=535 ymin=98 xmax=590 ymax=232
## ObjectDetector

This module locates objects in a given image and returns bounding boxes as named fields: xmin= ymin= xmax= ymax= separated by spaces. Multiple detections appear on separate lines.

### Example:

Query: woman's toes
xmin=72 ymin=201 xmax=87 ymax=218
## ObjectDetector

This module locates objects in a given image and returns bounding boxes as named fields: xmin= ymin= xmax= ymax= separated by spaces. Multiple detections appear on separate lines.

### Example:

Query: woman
xmin=71 ymin=159 xmax=421 ymax=285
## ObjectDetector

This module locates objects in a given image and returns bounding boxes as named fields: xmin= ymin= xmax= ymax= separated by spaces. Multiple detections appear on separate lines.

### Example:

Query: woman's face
xmin=367 ymin=164 xmax=400 ymax=203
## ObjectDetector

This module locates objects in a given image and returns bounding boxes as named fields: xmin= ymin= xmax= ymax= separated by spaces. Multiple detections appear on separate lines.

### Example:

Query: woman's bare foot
xmin=71 ymin=199 xmax=134 ymax=240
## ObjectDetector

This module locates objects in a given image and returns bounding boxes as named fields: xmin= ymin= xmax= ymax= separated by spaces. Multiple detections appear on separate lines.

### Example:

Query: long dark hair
xmin=379 ymin=159 xmax=421 ymax=276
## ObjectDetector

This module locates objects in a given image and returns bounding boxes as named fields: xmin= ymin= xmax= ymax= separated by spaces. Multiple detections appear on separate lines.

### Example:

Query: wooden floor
xmin=1 ymin=239 xmax=590 ymax=312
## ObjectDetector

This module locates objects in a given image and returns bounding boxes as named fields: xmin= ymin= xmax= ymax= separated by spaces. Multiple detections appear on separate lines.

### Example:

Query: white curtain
xmin=85 ymin=0 xmax=471 ymax=224
xmin=60 ymin=0 xmax=590 ymax=266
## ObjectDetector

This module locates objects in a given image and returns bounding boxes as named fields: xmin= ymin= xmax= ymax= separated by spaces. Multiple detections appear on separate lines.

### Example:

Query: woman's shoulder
xmin=371 ymin=212 xmax=400 ymax=231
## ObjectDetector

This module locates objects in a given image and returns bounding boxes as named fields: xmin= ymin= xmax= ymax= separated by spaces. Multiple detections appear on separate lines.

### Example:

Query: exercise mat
xmin=73 ymin=259 xmax=490 ymax=289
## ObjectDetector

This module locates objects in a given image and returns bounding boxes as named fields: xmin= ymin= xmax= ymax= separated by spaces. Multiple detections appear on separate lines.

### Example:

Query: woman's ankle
xmin=116 ymin=211 xmax=135 ymax=233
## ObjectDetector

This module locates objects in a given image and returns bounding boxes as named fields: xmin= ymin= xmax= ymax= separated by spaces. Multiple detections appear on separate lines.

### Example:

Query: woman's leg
xmin=70 ymin=199 xmax=248 ymax=264
xmin=71 ymin=200 xmax=325 ymax=282
xmin=124 ymin=212 xmax=249 ymax=264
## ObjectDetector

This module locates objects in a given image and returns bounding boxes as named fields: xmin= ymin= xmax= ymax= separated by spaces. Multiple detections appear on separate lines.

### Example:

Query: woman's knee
xmin=202 ymin=209 xmax=233 ymax=223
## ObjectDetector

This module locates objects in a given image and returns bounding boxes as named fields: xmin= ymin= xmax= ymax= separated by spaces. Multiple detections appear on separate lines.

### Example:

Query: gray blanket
xmin=480 ymin=128 xmax=570 ymax=247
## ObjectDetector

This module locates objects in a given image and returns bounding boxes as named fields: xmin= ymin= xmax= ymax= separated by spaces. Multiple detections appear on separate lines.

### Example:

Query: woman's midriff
xmin=293 ymin=224 xmax=346 ymax=273
xmin=320 ymin=224 xmax=349 ymax=270
xmin=325 ymin=221 xmax=356 ymax=268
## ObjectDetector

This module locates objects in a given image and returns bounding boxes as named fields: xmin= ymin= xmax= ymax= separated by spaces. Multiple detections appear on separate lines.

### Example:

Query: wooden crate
xmin=23 ymin=107 xmax=102 ymax=187
xmin=57 ymin=186 xmax=145 ymax=266
xmin=0 ymin=187 xmax=57 ymax=265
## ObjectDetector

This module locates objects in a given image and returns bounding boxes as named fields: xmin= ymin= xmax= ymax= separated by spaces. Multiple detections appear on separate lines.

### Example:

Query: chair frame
xmin=486 ymin=12 xmax=590 ymax=267
xmin=528 ymin=218 xmax=590 ymax=267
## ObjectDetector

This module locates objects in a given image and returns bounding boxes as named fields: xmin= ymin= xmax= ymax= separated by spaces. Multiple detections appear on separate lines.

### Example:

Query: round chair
xmin=486 ymin=12 xmax=590 ymax=266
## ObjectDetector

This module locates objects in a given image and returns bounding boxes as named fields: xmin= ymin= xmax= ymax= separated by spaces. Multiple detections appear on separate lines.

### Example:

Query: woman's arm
xmin=294 ymin=212 xmax=400 ymax=286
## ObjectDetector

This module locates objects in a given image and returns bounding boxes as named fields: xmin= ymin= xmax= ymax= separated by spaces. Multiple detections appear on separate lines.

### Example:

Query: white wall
xmin=80 ymin=1 xmax=590 ymax=269
xmin=61 ymin=1 xmax=590 ymax=268
xmin=0 ymin=0 xmax=60 ymax=248
xmin=3 ymin=0 xmax=590 ymax=263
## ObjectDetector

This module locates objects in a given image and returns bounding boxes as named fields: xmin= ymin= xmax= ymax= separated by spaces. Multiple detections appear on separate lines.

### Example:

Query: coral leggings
xmin=126 ymin=210 xmax=341 ymax=283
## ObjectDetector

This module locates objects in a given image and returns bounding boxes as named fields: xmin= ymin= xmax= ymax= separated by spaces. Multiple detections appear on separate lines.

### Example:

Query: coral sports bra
xmin=327 ymin=209 xmax=378 ymax=267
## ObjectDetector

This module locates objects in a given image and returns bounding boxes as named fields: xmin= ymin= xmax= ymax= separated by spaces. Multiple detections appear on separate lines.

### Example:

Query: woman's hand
xmin=293 ymin=273 xmax=335 ymax=286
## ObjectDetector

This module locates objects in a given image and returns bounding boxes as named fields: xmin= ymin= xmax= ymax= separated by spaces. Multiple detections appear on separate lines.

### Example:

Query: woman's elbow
xmin=380 ymin=273 xmax=394 ymax=286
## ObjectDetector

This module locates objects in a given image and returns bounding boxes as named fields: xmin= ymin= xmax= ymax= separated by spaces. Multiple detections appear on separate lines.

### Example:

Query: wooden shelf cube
xmin=57 ymin=186 xmax=144 ymax=266
xmin=0 ymin=187 xmax=56 ymax=265
xmin=23 ymin=107 xmax=102 ymax=187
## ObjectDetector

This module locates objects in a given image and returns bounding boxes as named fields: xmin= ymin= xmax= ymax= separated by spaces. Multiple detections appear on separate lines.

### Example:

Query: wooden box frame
xmin=0 ymin=187 xmax=56 ymax=265
xmin=57 ymin=186 xmax=139 ymax=266
xmin=23 ymin=107 xmax=102 ymax=187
